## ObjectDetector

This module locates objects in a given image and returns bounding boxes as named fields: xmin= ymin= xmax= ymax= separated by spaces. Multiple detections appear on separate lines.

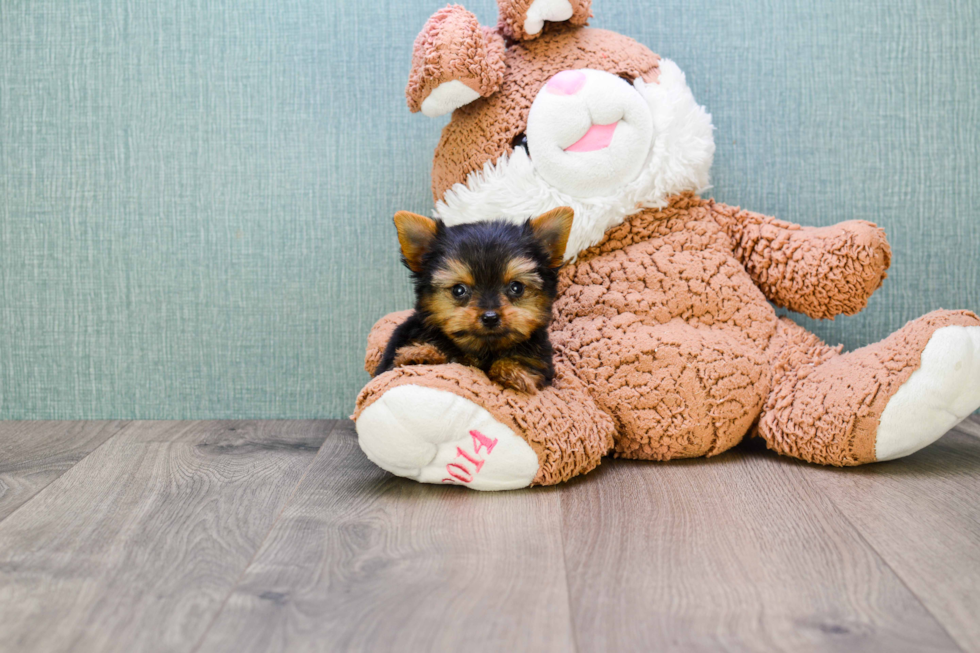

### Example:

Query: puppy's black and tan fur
xmin=374 ymin=207 xmax=574 ymax=393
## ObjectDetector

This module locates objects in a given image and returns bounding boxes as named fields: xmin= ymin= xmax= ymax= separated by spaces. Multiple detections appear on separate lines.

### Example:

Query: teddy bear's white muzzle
xmin=526 ymin=68 xmax=655 ymax=198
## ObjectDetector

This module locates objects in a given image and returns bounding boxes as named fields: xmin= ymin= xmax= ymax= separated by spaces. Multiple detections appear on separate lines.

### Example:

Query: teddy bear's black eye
xmin=507 ymin=281 xmax=525 ymax=297
xmin=451 ymin=284 xmax=469 ymax=299
xmin=511 ymin=132 xmax=528 ymax=152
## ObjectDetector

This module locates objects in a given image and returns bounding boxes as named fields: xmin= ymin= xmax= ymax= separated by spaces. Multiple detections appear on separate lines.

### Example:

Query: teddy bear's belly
xmin=553 ymin=242 xmax=777 ymax=459
xmin=556 ymin=239 xmax=777 ymax=340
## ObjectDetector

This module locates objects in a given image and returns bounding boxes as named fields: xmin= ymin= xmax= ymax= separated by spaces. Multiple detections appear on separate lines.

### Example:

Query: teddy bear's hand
xmin=364 ymin=310 xmax=426 ymax=374
xmin=719 ymin=205 xmax=892 ymax=320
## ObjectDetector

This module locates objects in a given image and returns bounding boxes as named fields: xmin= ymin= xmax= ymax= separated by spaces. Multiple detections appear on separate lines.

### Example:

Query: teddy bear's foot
xmin=353 ymin=361 xmax=615 ymax=489
xmin=356 ymin=384 xmax=540 ymax=491
xmin=876 ymin=325 xmax=980 ymax=460
xmin=759 ymin=310 xmax=980 ymax=466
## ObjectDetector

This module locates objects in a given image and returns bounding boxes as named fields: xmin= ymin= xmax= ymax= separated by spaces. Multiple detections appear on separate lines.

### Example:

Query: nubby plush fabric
xmin=353 ymin=0 xmax=980 ymax=491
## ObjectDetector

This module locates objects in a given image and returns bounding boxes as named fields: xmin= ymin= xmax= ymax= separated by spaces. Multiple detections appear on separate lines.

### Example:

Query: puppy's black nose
xmin=481 ymin=311 xmax=501 ymax=328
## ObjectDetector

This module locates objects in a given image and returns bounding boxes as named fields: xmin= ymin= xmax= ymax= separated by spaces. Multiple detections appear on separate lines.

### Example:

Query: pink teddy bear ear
xmin=406 ymin=5 xmax=506 ymax=118
xmin=496 ymin=0 xmax=592 ymax=41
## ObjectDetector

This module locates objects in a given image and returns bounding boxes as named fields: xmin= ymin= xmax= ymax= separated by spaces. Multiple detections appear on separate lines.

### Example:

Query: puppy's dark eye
xmin=507 ymin=281 xmax=525 ymax=297
xmin=510 ymin=132 xmax=528 ymax=152
xmin=619 ymin=73 xmax=636 ymax=85
xmin=451 ymin=284 xmax=468 ymax=299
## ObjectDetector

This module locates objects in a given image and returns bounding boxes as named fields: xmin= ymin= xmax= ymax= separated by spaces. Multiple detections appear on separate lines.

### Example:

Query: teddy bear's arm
xmin=364 ymin=310 xmax=447 ymax=375
xmin=714 ymin=204 xmax=892 ymax=320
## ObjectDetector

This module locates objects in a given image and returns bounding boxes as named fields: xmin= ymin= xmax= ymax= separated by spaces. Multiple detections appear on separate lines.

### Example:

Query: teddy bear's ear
xmin=495 ymin=0 xmax=592 ymax=41
xmin=406 ymin=5 xmax=505 ymax=118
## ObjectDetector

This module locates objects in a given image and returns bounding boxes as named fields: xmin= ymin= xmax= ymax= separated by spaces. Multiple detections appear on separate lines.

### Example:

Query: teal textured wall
xmin=1 ymin=0 xmax=978 ymax=419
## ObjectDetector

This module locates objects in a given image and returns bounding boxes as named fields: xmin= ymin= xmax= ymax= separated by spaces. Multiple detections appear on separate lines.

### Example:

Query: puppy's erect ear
xmin=406 ymin=5 xmax=505 ymax=118
xmin=530 ymin=206 xmax=574 ymax=267
xmin=394 ymin=211 xmax=439 ymax=273
xmin=496 ymin=0 xmax=592 ymax=42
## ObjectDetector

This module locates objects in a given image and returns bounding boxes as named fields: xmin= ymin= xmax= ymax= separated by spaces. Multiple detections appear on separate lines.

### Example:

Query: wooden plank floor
xmin=0 ymin=421 xmax=129 ymax=521
xmin=0 ymin=417 xmax=977 ymax=653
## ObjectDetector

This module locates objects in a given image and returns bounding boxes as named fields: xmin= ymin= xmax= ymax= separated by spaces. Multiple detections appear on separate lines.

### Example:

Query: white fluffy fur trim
xmin=434 ymin=59 xmax=715 ymax=260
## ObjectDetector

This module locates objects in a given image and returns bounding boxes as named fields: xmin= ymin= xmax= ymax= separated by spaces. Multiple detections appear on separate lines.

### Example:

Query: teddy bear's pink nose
xmin=546 ymin=70 xmax=586 ymax=96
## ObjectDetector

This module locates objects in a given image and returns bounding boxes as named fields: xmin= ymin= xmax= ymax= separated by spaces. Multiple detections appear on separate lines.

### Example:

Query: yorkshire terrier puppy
xmin=374 ymin=207 xmax=574 ymax=393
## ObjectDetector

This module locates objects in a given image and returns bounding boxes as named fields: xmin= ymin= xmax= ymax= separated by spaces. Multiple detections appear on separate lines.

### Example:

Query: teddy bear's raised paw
xmin=876 ymin=326 xmax=980 ymax=461
xmin=355 ymin=384 xmax=540 ymax=490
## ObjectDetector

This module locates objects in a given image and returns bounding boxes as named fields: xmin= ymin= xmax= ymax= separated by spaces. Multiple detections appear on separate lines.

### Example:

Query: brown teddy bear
xmin=352 ymin=0 xmax=980 ymax=490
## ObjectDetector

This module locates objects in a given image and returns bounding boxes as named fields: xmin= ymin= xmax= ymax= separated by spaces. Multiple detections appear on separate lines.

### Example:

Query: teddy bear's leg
xmin=564 ymin=319 xmax=772 ymax=461
xmin=758 ymin=310 xmax=980 ymax=465
xmin=352 ymin=358 xmax=615 ymax=490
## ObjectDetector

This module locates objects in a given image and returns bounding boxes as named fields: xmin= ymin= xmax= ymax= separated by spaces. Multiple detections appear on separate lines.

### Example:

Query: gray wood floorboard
xmin=0 ymin=421 xmax=128 ymax=522
xmin=799 ymin=416 xmax=980 ymax=652
xmin=2 ymin=417 xmax=979 ymax=652
xmin=558 ymin=443 xmax=962 ymax=652
xmin=194 ymin=421 xmax=575 ymax=653
xmin=0 ymin=420 xmax=332 ymax=653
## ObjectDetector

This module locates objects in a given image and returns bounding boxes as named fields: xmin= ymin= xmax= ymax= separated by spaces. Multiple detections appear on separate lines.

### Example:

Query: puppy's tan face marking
xmin=498 ymin=300 xmax=550 ymax=342
xmin=422 ymin=256 xmax=553 ymax=354
xmin=421 ymin=258 xmax=481 ymax=347
xmin=431 ymin=258 xmax=474 ymax=289
xmin=500 ymin=256 xmax=550 ymax=344
xmin=422 ymin=292 xmax=484 ymax=344
xmin=503 ymin=257 xmax=543 ymax=289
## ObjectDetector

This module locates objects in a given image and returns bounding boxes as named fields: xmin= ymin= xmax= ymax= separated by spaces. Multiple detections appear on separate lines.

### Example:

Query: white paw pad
xmin=876 ymin=326 xmax=980 ymax=461
xmin=355 ymin=385 xmax=539 ymax=490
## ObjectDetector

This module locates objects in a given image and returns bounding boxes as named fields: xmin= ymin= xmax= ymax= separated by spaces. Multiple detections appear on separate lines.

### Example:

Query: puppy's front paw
xmin=488 ymin=358 xmax=546 ymax=394
xmin=392 ymin=343 xmax=448 ymax=368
